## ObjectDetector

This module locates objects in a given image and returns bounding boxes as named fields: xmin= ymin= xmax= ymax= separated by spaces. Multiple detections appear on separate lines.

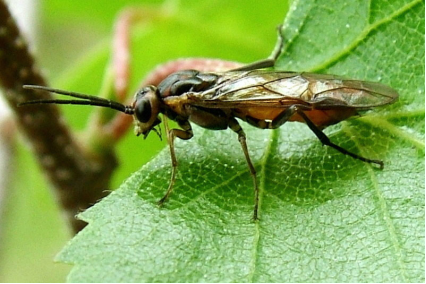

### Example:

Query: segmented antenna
xmin=20 ymin=85 xmax=135 ymax=115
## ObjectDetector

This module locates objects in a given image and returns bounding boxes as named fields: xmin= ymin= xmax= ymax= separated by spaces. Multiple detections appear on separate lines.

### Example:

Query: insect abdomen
xmin=235 ymin=107 xmax=358 ymax=129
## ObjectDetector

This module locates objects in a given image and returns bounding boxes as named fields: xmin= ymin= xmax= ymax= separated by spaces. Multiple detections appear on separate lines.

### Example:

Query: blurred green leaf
xmin=56 ymin=0 xmax=424 ymax=282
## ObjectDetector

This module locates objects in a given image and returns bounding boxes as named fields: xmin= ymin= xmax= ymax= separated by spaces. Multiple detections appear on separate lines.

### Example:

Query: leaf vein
xmin=310 ymin=0 xmax=423 ymax=72
xmin=343 ymin=123 xmax=409 ymax=281
xmin=359 ymin=116 xmax=425 ymax=150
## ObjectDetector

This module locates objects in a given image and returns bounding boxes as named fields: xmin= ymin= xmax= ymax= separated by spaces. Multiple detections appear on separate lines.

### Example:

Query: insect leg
xmin=158 ymin=118 xmax=194 ymax=205
xmin=243 ymin=105 xmax=304 ymax=129
xmin=229 ymin=25 xmax=284 ymax=72
xmin=228 ymin=118 xmax=260 ymax=220
xmin=246 ymin=104 xmax=307 ymax=129
xmin=294 ymin=108 xmax=385 ymax=169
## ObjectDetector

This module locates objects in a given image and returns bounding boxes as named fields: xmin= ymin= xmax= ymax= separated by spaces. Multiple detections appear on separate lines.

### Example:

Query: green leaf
xmin=57 ymin=0 xmax=425 ymax=282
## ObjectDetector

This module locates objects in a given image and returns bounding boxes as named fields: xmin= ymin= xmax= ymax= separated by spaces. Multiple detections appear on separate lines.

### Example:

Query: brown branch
xmin=0 ymin=0 xmax=115 ymax=233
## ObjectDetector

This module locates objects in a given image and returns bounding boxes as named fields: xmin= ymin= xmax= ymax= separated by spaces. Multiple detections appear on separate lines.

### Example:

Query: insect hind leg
xmin=294 ymin=108 xmax=384 ymax=169
xmin=242 ymin=104 xmax=304 ymax=130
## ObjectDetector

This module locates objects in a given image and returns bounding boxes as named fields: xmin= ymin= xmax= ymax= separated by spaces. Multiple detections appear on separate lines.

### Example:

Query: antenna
xmin=19 ymin=85 xmax=134 ymax=115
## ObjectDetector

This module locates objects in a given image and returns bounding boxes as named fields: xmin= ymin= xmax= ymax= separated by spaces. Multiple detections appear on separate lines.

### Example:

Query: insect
xmin=19 ymin=30 xmax=398 ymax=220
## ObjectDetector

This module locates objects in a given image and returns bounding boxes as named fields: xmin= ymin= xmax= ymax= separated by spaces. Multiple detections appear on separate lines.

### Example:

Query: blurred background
xmin=0 ymin=0 xmax=288 ymax=281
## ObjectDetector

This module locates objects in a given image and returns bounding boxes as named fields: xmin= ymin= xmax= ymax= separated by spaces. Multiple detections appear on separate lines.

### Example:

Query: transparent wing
xmin=188 ymin=70 xmax=399 ymax=109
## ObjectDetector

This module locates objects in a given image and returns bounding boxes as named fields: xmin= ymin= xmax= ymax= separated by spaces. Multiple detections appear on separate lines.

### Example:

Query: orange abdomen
xmin=236 ymin=107 xmax=357 ymax=127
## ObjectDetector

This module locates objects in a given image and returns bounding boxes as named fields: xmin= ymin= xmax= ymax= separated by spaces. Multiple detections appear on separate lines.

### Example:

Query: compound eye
xmin=134 ymin=98 xmax=152 ymax=123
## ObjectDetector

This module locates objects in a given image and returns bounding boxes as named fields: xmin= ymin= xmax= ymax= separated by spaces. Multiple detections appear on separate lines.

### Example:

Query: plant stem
xmin=0 ymin=0 xmax=115 ymax=233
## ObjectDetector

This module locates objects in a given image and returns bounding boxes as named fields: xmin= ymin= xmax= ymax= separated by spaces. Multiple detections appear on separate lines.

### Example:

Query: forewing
xmin=189 ymin=71 xmax=399 ymax=109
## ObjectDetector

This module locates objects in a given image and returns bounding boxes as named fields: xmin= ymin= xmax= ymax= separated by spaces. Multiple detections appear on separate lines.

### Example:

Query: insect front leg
xmin=158 ymin=118 xmax=194 ymax=205
xmin=228 ymin=118 xmax=260 ymax=221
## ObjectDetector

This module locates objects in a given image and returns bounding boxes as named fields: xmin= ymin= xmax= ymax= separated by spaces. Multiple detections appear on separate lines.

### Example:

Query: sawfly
xmin=19 ymin=29 xmax=399 ymax=220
